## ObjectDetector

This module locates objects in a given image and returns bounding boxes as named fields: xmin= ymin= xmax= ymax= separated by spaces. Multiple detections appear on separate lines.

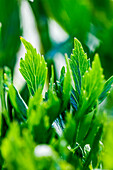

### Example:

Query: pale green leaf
xmin=19 ymin=37 xmax=47 ymax=96
xmin=70 ymin=38 xmax=90 ymax=95
xmin=70 ymin=38 xmax=90 ymax=111
xmin=78 ymin=54 xmax=104 ymax=117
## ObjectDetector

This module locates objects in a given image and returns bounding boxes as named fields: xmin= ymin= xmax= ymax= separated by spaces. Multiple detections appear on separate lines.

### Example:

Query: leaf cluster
xmin=0 ymin=38 xmax=113 ymax=169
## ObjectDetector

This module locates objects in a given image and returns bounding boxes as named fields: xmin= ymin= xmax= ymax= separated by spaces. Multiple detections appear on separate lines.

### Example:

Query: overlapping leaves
xmin=1 ymin=37 xmax=113 ymax=169
xmin=69 ymin=38 xmax=113 ymax=117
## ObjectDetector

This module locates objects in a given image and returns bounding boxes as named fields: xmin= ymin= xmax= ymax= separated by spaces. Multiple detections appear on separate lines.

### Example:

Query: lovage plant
xmin=0 ymin=38 xmax=113 ymax=169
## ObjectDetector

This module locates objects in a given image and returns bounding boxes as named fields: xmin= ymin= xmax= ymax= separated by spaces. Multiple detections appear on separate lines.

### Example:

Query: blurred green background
xmin=0 ymin=1 xmax=113 ymax=169
xmin=0 ymin=0 xmax=113 ymax=92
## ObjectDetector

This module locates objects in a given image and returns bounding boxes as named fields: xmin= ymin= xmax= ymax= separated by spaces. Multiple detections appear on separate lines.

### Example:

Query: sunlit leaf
xmin=20 ymin=37 xmax=47 ymax=96
xmin=70 ymin=38 xmax=90 ymax=111
xmin=78 ymin=54 xmax=104 ymax=117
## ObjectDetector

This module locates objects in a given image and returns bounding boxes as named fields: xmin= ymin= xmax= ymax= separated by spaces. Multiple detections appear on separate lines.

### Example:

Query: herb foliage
xmin=0 ymin=38 xmax=113 ymax=169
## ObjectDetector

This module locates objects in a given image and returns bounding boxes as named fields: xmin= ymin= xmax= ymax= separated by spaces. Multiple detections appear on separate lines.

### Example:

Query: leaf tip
xmin=20 ymin=36 xmax=23 ymax=40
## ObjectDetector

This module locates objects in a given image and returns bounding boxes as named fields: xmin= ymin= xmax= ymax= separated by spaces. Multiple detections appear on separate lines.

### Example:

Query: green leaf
xmin=0 ymin=0 xmax=21 ymax=71
xmin=62 ymin=54 xmax=72 ymax=110
xmin=28 ymin=84 xmax=60 ymax=143
xmin=1 ymin=122 xmax=36 ymax=170
xmin=45 ymin=66 xmax=60 ymax=123
xmin=48 ymin=65 xmax=55 ymax=93
xmin=56 ymin=66 xmax=65 ymax=98
xmin=70 ymin=38 xmax=90 ymax=111
xmin=8 ymin=85 xmax=28 ymax=121
xmin=19 ymin=37 xmax=47 ymax=96
xmin=64 ymin=112 xmax=76 ymax=145
xmin=60 ymin=66 xmax=65 ymax=85
xmin=99 ymin=75 xmax=113 ymax=103
xmin=56 ymin=54 xmax=72 ymax=113
xmin=28 ymin=88 xmax=51 ymax=143
xmin=0 ymin=68 xmax=11 ymax=138
xmin=79 ymin=54 xmax=104 ymax=117
xmin=53 ymin=57 xmax=72 ymax=131
xmin=44 ymin=92 xmax=60 ymax=124
xmin=69 ymin=39 xmax=105 ymax=116
xmin=84 ymin=125 xmax=103 ymax=169
xmin=0 ymin=69 xmax=5 ymax=113
xmin=27 ymin=87 xmax=43 ymax=123
xmin=70 ymin=38 xmax=90 ymax=95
